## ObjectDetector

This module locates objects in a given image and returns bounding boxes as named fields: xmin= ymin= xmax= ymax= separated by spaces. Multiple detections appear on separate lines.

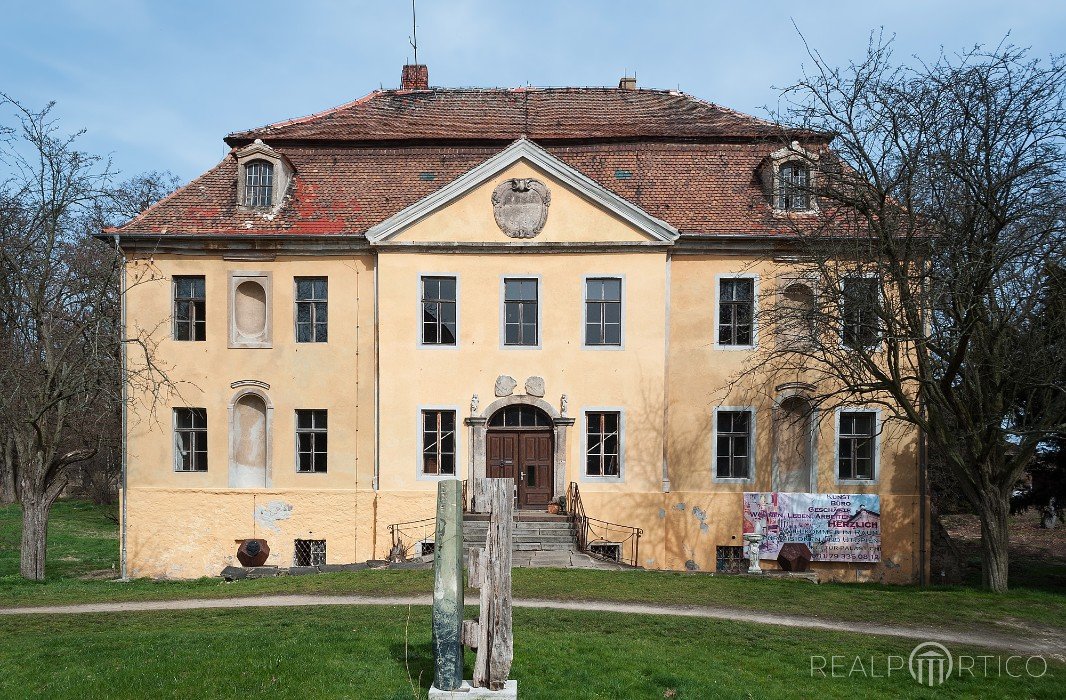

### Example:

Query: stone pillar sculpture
xmin=431 ymin=479 xmax=464 ymax=692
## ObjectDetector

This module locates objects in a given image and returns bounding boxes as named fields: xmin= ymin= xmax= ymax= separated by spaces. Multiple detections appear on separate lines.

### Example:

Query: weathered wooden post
xmin=472 ymin=478 xmax=514 ymax=690
xmin=431 ymin=477 xmax=516 ymax=699
xmin=431 ymin=479 xmax=464 ymax=692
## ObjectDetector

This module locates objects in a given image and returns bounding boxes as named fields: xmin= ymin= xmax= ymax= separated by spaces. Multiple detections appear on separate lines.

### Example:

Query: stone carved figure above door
xmin=491 ymin=178 xmax=551 ymax=238
xmin=494 ymin=375 xmax=517 ymax=397
xmin=524 ymin=376 xmax=545 ymax=397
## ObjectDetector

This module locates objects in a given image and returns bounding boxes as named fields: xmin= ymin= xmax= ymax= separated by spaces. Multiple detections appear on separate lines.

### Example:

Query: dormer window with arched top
xmin=235 ymin=139 xmax=293 ymax=211
xmin=777 ymin=162 xmax=810 ymax=211
xmin=244 ymin=159 xmax=274 ymax=207
xmin=761 ymin=141 xmax=819 ymax=214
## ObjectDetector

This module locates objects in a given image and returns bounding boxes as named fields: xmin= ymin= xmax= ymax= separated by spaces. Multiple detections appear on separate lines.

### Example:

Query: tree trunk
xmin=19 ymin=495 xmax=50 ymax=581
xmin=0 ymin=436 xmax=17 ymax=505
xmin=977 ymin=491 xmax=1011 ymax=593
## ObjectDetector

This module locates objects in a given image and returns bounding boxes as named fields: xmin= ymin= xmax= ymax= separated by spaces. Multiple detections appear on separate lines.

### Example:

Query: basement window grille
xmin=716 ymin=545 xmax=746 ymax=574
xmin=588 ymin=542 xmax=622 ymax=562
xmin=420 ymin=541 xmax=436 ymax=557
xmin=293 ymin=539 xmax=326 ymax=567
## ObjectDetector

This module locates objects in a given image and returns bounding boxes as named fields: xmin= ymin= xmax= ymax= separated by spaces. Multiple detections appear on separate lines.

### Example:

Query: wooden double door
xmin=486 ymin=430 xmax=553 ymax=509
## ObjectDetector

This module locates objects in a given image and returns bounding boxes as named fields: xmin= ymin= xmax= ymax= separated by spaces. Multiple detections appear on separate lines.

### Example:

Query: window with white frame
xmin=841 ymin=277 xmax=880 ymax=349
xmin=503 ymin=278 xmax=538 ymax=346
xmin=585 ymin=411 xmax=620 ymax=477
xmin=174 ymin=408 xmax=208 ymax=472
xmin=422 ymin=410 xmax=456 ymax=475
xmin=715 ymin=409 xmax=752 ymax=479
xmin=295 ymin=409 xmax=327 ymax=473
xmin=244 ymin=159 xmax=274 ymax=207
xmin=173 ymin=276 xmax=206 ymax=341
xmin=777 ymin=161 xmax=811 ymax=211
xmin=718 ymin=278 xmax=755 ymax=346
xmin=295 ymin=277 xmax=327 ymax=343
xmin=585 ymin=278 xmax=622 ymax=346
xmin=422 ymin=276 xmax=457 ymax=345
xmin=838 ymin=411 xmax=876 ymax=480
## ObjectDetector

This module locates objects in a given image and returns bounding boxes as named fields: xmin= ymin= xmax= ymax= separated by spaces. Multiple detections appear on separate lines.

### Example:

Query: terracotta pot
xmin=547 ymin=503 xmax=561 ymax=515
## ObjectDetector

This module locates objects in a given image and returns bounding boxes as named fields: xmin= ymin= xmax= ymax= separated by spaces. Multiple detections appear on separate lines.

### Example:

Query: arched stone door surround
xmin=465 ymin=394 xmax=574 ymax=513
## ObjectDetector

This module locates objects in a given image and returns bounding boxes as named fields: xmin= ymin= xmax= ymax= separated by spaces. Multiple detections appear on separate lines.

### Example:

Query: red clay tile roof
xmin=224 ymin=87 xmax=816 ymax=145
xmin=116 ymin=142 xmax=819 ymax=236
xmin=116 ymin=88 xmax=831 ymax=237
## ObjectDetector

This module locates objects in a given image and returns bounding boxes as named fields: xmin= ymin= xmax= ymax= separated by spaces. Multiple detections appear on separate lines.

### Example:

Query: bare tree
xmin=0 ymin=95 xmax=177 ymax=579
xmin=739 ymin=36 xmax=1066 ymax=592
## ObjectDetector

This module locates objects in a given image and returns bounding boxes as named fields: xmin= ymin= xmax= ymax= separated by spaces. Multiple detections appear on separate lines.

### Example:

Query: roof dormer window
xmin=777 ymin=161 xmax=810 ymax=211
xmin=234 ymin=139 xmax=292 ymax=212
xmin=244 ymin=159 xmax=274 ymax=208
xmin=761 ymin=141 xmax=820 ymax=214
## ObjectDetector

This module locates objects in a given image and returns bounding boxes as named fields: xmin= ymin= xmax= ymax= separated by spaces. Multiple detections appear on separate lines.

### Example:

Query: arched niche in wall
xmin=228 ymin=387 xmax=273 ymax=488
xmin=777 ymin=279 xmax=817 ymax=349
xmin=772 ymin=387 xmax=817 ymax=493
xmin=229 ymin=271 xmax=272 ymax=348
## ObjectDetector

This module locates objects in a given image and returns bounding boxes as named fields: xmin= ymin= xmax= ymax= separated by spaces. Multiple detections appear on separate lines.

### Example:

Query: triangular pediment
xmin=365 ymin=139 xmax=678 ymax=245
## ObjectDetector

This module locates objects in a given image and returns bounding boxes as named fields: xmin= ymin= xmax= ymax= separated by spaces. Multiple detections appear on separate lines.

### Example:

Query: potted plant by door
xmin=547 ymin=495 xmax=566 ymax=515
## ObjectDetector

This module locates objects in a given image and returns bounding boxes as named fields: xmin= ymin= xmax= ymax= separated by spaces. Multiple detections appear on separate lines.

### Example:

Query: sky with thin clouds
xmin=2 ymin=1 xmax=1064 ymax=183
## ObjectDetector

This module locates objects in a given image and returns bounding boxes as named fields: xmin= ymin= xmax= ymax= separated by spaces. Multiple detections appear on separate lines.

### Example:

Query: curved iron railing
xmin=385 ymin=480 xmax=469 ymax=561
xmin=387 ymin=517 xmax=436 ymax=560
xmin=565 ymin=482 xmax=643 ymax=567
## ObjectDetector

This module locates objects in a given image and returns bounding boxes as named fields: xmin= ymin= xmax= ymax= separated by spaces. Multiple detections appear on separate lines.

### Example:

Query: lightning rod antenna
xmin=409 ymin=0 xmax=418 ymax=65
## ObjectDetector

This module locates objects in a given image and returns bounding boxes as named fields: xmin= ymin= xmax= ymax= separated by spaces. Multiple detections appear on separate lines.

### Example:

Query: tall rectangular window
xmin=174 ymin=408 xmax=208 ymax=472
xmin=842 ymin=277 xmax=879 ymax=348
xmin=295 ymin=409 xmax=327 ymax=473
xmin=422 ymin=410 xmax=456 ymax=475
xmin=777 ymin=162 xmax=811 ymax=211
xmin=718 ymin=278 xmax=755 ymax=346
xmin=295 ymin=277 xmax=327 ymax=343
xmin=585 ymin=278 xmax=622 ymax=346
xmin=422 ymin=276 xmax=457 ymax=345
xmin=173 ymin=276 xmax=206 ymax=341
xmin=838 ymin=411 xmax=876 ymax=480
xmin=504 ymin=278 xmax=538 ymax=346
xmin=585 ymin=411 xmax=620 ymax=477
xmin=715 ymin=410 xmax=752 ymax=479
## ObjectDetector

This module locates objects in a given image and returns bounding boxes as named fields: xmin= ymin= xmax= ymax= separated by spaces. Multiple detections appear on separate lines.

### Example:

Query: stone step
xmin=467 ymin=536 xmax=576 ymax=546
xmin=464 ymin=521 xmax=574 ymax=531
xmin=464 ymin=524 xmax=575 ymax=535
xmin=464 ymin=541 xmax=575 ymax=557
xmin=463 ymin=513 xmax=570 ymax=523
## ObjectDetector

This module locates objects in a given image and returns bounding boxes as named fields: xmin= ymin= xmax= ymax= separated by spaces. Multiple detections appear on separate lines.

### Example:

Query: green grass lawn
xmin=1 ymin=501 xmax=1064 ymax=699
xmin=0 ymin=605 xmax=1060 ymax=699
xmin=2 ymin=501 xmax=1065 ymax=638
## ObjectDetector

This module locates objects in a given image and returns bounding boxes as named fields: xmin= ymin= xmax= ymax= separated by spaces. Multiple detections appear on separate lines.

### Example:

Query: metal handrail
xmin=387 ymin=516 xmax=436 ymax=559
xmin=566 ymin=481 xmax=643 ymax=567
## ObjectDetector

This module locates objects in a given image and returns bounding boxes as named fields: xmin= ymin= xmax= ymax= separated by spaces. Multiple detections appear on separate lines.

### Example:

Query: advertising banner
xmin=743 ymin=492 xmax=881 ymax=562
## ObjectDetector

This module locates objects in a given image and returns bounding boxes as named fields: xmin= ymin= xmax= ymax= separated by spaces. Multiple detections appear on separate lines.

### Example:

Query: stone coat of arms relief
xmin=491 ymin=178 xmax=551 ymax=238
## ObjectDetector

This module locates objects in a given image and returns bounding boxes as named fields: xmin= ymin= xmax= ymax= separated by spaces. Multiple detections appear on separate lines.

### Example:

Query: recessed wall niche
xmin=228 ymin=271 xmax=273 ymax=348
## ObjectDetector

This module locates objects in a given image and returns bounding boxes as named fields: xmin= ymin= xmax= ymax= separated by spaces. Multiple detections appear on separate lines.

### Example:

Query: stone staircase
xmin=462 ymin=512 xmax=576 ymax=552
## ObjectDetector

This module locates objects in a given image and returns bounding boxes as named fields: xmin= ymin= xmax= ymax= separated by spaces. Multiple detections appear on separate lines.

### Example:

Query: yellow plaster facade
xmin=121 ymin=155 xmax=927 ymax=584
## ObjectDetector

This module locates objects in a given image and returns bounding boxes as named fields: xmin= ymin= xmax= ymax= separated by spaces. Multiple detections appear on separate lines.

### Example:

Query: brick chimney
xmin=401 ymin=64 xmax=429 ymax=90
xmin=618 ymin=76 xmax=637 ymax=90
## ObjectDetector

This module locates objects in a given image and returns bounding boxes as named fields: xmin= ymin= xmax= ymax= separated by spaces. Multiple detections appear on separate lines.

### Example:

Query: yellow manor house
xmin=108 ymin=65 xmax=928 ymax=583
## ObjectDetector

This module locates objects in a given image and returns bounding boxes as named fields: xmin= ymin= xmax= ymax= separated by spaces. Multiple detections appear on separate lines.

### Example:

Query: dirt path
xmin=2 ymin=594 xmax=1061 ymax=657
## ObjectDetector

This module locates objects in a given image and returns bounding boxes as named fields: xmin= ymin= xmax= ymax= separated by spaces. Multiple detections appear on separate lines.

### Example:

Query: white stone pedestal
xmin=743 ymin=533 xmax=763 ymax=574
xmin=429 ymin=681 xmax=518 ymax=699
